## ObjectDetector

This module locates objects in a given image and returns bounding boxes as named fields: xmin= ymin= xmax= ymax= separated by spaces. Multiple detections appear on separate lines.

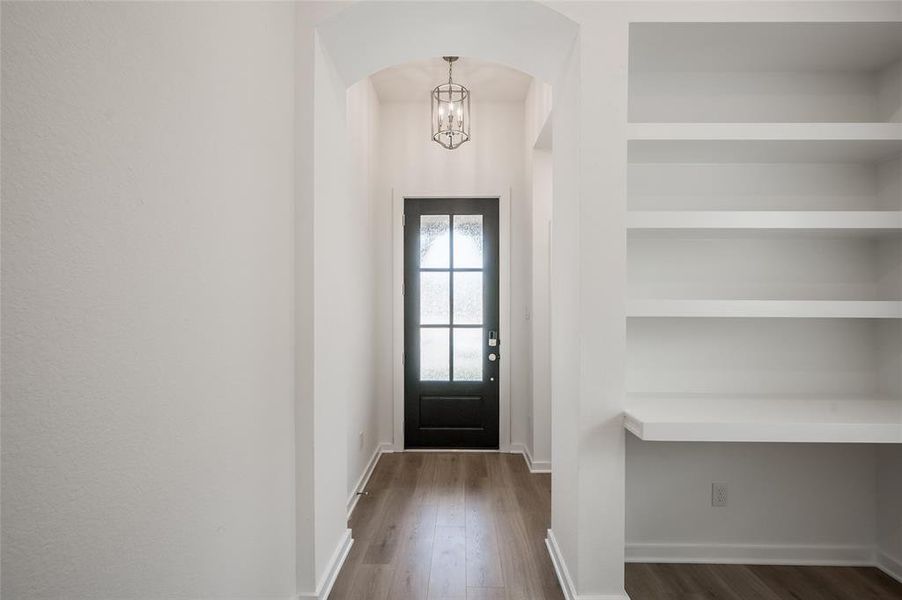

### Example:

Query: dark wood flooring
xmin=626 ymin=563 xmax=902 ymax=600
xmin=330 ymin=452 xmax=563 ymax=600
xmin=330 ymin=451 xmax=902 ymax=600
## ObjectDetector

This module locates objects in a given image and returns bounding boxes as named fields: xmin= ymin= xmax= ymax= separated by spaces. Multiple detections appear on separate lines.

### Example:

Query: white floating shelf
xmin=624 ymin=395 xmax=902 ymax=443
xmin=627 ymin=300 xmax=902 ymax=319
xmin=628 ymin=211 xmax=902 ymax=233
xmin=628 ymin=124 xmax=902 ymax=163
xmin=628 ymin=122 xmax=902 ymax=141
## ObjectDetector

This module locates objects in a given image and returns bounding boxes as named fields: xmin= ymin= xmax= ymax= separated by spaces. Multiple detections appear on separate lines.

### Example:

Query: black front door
xmin=404 ymin=198 xmax=500 ymax=449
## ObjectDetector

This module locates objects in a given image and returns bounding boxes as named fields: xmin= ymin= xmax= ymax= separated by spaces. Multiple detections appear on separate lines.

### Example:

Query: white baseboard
xmin=510 ymin=443 xmax=551 ymax=474
xmin=628 ymin=542 xmax=902 ymax=586
xmin=626 ymin=542 xmax=873 ymax=566
xmin=546 ymin=529 xmax=630 ymax=600
xmin=878 ymin=551 xmax=902 ymax=584
xmin=546 ymin=529 xmax=578 ymax=600
xmin=346 ymin=443 xmax=392 ymax=519
xmin=296 ymin=528 xmax=353 ymax=600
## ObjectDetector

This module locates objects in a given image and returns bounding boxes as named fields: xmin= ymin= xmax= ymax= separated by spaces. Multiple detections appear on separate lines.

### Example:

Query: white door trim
xmin=392 ymin=189 xmax=512 ymax=452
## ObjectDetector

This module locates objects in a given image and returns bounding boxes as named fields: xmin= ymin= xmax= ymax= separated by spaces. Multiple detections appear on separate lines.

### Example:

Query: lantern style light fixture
xmin=431 ymin=56 xmax=470 ymax=150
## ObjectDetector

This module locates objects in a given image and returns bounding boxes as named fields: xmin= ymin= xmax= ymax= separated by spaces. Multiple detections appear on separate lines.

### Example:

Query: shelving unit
xmin=628 ymin=122 xmax=902 ymax=142
xmin=628 ymin=300 xmax=902 ymax=319
xmin=628 ymin=211 xmax=902 ymax=233
xmin=625 ymin=21 xmax=902 ymax=444
xmin=622 ymin=18 xmax=902 ymax=582
xmin=624 ymin=395 xmax=902 ymax=443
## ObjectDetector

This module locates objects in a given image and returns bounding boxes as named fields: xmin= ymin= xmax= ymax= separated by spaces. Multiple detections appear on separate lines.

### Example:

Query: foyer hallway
xmin=330 ymin=452 xmax=564 ymax=600
xmin=328 ymin=452 xmax=902 ymax=600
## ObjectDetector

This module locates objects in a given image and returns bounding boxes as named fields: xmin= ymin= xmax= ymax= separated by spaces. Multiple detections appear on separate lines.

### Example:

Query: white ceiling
xmin=630 ymin=22 xmax=902 ymax=72
xmin=370 ymin=57 xmax=533 ymax=102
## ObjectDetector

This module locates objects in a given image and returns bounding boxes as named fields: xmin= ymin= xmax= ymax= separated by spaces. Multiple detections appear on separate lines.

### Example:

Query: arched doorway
xmin=295 ymin=3 xmax=583 ymax=598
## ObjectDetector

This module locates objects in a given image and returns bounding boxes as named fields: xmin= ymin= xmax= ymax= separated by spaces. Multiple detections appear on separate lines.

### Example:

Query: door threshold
xmin=403 ymin=448 xmax=503 ymax=453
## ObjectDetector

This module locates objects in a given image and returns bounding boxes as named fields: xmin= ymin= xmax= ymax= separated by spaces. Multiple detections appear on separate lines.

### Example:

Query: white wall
xmin=526 ymin=79 xmax=553 ymax=148
xmin=529 ymin=150 xmax=553 ymax=468
xmin=627 ymin=319 xmax=883 ymax=397
xmin=309 ymin=30 xmax=354 ymax=591
xmin=629 ymin=162 xmax=882 ymax=211
xmin=877 ymin=445 xmax=902 ymax=578
xmin=630 ymin=71 xmax=888 ymax=123
xmin=345 ymin=77 xmax=385 ymax=503
xmin=548 ymin=31 xmax=593 ymax=592
xmin=525 ymin=79 xmax=554 ymax=469
xmin=626 ymin=440 xmax=878 ymax=562
xmin=375 ymin=99 xmax=530 ymax=450
xmin=1 ymin=3 xmax=296 ymax=598
xmin=878 ymin=60 xmax=902 ymax=122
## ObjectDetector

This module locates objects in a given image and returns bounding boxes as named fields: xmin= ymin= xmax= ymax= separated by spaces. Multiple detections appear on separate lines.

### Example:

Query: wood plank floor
xmin=330 ymin=452 xmax=564 ymax=600
xmin=330 ymin=451 xmax=902 ymax=600
xmin=626 ymin=563 xmax=902 ymax=600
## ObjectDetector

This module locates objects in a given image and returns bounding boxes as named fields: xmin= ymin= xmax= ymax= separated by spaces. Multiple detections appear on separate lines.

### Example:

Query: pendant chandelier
xmin=431 ymin=56 xmax=470 ymax=150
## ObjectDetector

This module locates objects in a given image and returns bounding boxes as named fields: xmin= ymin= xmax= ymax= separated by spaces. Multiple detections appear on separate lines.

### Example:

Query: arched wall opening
xmin=292 ymin=2 xmax=598 ymax=598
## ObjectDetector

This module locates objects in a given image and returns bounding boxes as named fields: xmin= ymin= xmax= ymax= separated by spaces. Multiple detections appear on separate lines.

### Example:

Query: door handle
xmin=488 ymin=330 xmax=498 ymax=347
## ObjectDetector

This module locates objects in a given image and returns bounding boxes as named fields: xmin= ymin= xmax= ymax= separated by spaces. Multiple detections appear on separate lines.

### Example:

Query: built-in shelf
xmin=628 ymin=122 xmax=902 ymax=141
xmin=624 ymin=395 xmax=902 ymax=443
xmin=624 ymin=23 xmax=902 ymax=450
xmin=627 ymin=300 xmax=902 ymax=319
xmin=628 ymin=124 xmax=902 ymax=164
xmin=628 ymin=211 xmax=902 ymax=233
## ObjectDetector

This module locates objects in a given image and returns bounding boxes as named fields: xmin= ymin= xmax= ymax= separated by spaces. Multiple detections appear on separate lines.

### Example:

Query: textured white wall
xmin=878 ymin=60 xmax=902 ymax=122
xmin=627 ymin=440 xmax=879 ymax=560
xmin=310 ymin=32 xmax=354 ymax=588
xmin=529 ymin=149 xmax=553 ymax=468
xmin=629 ymin=236 xmax=889 ymax=301
xmin=877 ymin=445 xmax=902 ymax=578
xmin=548 ymin=33 xmax=587 ymax=591
xmin=525 ymin=79 xmax=553 ymax=469
xmin=346 ymin=77 xmax=385 ymax=502
xmin=376 ymin=99 xmax=530 ymax=450
xmin=1 ymin=3 xmax=296 ymax=598
xmin=630 ymin=71 xmax=888 ymax=123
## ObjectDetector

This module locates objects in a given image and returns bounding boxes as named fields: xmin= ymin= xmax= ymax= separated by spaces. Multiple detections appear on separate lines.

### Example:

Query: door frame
xmin=392 ymin=189 xmax=511 ymax=452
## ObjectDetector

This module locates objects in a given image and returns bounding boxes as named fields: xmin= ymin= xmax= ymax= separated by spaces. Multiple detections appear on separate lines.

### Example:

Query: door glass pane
xmin=420 ymin=272 xmax=450 ymax=324
xmin=420 ymin=215 xmax=450 ymax=268
xmin=453 ymin=328 xmax=483 ymax=381
xmin=453 ymin=215 xmax=483 ymax=268
xmin=420 ymin=328 xmax=450 ymax=381
xmin=453 ymin=272 xmax=482 ymax=325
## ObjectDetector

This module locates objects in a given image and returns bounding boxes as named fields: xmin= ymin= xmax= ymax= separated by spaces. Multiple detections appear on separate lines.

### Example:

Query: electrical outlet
xmin=358 ymin=431 xmax=365 ymax=450
xmin=712 ymin=483 xmax=728 ymax=507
